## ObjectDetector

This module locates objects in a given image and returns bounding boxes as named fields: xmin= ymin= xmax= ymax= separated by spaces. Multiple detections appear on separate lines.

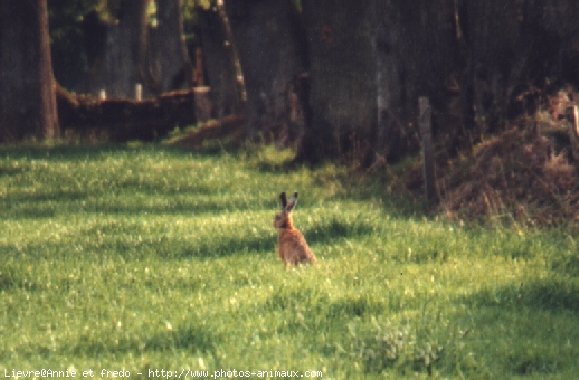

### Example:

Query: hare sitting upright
xmin=274 ymin=192 xmax=316 ymax=266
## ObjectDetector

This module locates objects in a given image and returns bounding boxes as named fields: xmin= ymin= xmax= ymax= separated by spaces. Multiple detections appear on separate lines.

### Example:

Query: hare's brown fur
xmin=274 ymin=192 xmax=316 ymax=266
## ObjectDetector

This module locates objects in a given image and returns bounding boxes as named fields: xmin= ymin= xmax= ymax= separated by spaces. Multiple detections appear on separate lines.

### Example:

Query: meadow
xmin=0 ymin=143 xmax=577 ymax=379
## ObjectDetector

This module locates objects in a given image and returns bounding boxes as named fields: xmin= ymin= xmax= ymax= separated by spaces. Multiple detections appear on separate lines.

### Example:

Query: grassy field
xmin=0 ymin=144 xmax=577 ymax=379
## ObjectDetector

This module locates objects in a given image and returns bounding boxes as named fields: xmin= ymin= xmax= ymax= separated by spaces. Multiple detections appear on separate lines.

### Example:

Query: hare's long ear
xmin=279 ymin=192 xmax=287 ymax=209
xmin=286 ymin=192 xmax=298 ymax=211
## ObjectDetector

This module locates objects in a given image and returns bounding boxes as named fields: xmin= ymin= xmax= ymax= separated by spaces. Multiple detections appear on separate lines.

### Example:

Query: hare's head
xmin=274 ymin=191 xmax=298 ymax=229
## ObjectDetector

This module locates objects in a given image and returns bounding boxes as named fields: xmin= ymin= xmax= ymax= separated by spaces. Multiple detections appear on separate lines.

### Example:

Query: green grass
xmin=0 ymin=144 xmax=577 ymax=379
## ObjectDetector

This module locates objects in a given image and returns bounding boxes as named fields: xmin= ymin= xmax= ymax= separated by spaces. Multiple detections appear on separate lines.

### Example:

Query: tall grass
xmin=0 ymin=144 xmax=577 ymax=379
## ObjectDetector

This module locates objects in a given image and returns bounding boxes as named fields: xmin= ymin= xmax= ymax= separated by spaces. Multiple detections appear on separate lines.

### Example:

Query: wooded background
xmin=1 ymin=0 xmax=579 ymax=166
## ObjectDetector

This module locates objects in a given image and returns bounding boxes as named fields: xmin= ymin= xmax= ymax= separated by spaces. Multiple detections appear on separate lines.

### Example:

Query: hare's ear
xmin=286 ymin=192 xmax=298 ymax=211
xmin=279 ymin=192 xmax=287 ymax=209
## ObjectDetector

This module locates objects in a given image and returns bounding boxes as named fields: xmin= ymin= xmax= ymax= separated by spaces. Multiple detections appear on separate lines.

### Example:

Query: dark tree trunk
xmin=375 ymin=0 xmax=459 ymax=160
xmin=149 ymin=0 xmax=193 ymax=92
xmin=462 ymin=1 xmax=524 ymax=135
xmin=531 ymin=1 xmax=579 ymax=87
xmin=0 ymin=0 xmax=59 ymax=142
xmin=197 ymin=6 xmax=242 ymax=118
xmin=299 ymin=0 xmax=378 ymax=162
xmin=224 ymin=0 xmax=307 ymax=139
xmin=298 ymin=0 xmax=461 ymax=163
xmin=89 ymin=0 xmax=151 ymax=99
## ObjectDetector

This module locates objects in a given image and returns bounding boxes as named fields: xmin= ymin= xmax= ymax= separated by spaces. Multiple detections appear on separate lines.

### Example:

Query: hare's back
xmin=279 ymin=229 xmax=316 ymax=264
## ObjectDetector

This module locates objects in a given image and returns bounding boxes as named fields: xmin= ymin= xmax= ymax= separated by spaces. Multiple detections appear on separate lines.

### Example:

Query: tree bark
xmin=375 ymin=0 xmax=458 ymax=160
xmin=197 ymin=6 xmax=242 ymax=118
xmin=299 ymin=0 xmax=459 ymax=163
xmin=224 ymin=0 xmax=307 ymax=139
xmin=0 ymin=0 xmax=58 ymax=142
xmin=149 ymin=0 xmax=193 ymax=92
xmin=299 ymin=0 xmax=378 ymax=162
xmin=88 ymin=0 xmax=151 ymax=99
xmin=462 ymin=1 xmax=524 ymax=135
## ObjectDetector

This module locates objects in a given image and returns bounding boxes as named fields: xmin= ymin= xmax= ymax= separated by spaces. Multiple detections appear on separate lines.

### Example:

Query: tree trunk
xmin=462 ymin=1 xmax=524 ymax=135
xmin=224 ymin=0 xmax=307 ymax=139
xmin=534 ymin=1 xmax=579 ymax=87
xmin=299 ymin=0 xmax=459 ymax=163
xmin=375 ymin=0 xmax=458 ymax=160
xmin=197 ymin=6 xmax=242 ymax=118
xmin=0 ymin=0 xmax=58 ymax=142
xmin=89 ymin=0 xmax=151 ymax=99
xmin=299 ymin=0 xmax=379 ymax=163
xmin=149 ymin=0 xmax=193 ymax=92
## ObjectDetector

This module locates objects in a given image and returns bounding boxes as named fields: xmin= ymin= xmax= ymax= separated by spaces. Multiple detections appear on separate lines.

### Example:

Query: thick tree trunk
xmin=89 ymin=0 xmax=150 ymax=99
xmin=0 ymin=0 xmax=58 ymax=142
xmin=299 ymin=0 xmax=378 ymax=162
xmin=149 ymin=0 xmax=193 ymax=92
xmin=375 ymin=0 xmax=458 ymax=160
xmin=224 ymin=0 xmax=307 ymax=139
xmin=197 ymin=6 xmax=242 ymax=118
xmin=298 ymin=0 xmax=460 ymax=163
xmin=533 ymin=1 xmax=579 ymax=87
xmin=462 ymin=1 xmax=524 ymax=135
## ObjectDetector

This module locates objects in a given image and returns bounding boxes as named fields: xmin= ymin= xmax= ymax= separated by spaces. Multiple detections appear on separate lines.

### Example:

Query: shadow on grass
xmin=141 ymin=323 xmax=218 ymax=353
xmin=250 ymin=159 xmax=302 ymax=173
xmin=304 ymin=217 xmax=375 ymax=244
xmin=89 ymin=200 xmax=243 ymax=217
xmin=0 ymin=205 xmax=58 ymax=219
xmin=5 ymin=189 xmax=89 ymax=203
xmin=461 ymin=277 xmax=579 ymax=313
xmin=0 ymin=270 xmax=40 ymax=292
xmin=0 ymin=214 xmax=377 ymax=261
xmin=67 ymin=320 xmax=219 ymax=357
xmin=1 ymin=194 xmax=242 ymax=220
xmin=0 ymin=144 xmax=130 ymax=161
xmin=0 ymin=143 xmax=204 ymax=160
xmin=507 ymin=349 xmax=564 ymax=376
xmin=452 ymin=292 xmax=578 ymax=377
xmin=155 ymin=217 xmax=375 ymax=259
xmin=263 ymin=290 xmax=385 ymax=335
xmin=549 ymin=249 xmax=579 ymax=277
xmin=1 ymin=191 xmax=87 ymax=220
xmin=0 ymin=143 xmax=234 ymax=178
xmin=0 ymin=164 xmax=29 ymax=177
xmin=328 ymin=296 xmax=385 ymax=316
xmin=166 ymin=235 xmax=276 ymax=259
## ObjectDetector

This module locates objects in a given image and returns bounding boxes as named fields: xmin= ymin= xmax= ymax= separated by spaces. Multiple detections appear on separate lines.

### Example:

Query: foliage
xmin=181 ymin=0 xmax=217 ymax=49
xmin=48 ymin=0 xmax=202 ymax=88
xmin=48 ymin=0 xmax=101 ymax=87
xmin=0 ymin=144 xmax=577 ymax=378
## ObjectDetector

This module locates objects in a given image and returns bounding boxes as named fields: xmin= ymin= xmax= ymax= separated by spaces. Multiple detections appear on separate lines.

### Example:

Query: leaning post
xmin=570 ymin=105 xmax=579 ymax=162
xmin=418 ymin=96 xmax=437 ymax=205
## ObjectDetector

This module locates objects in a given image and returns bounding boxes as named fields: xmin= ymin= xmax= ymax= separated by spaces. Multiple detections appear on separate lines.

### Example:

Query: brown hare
xmin=274 ymin=192 xmax=316 ymax=266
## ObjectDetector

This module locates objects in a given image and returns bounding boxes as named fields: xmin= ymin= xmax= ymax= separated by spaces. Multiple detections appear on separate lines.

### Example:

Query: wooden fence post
xmin=418 ymin=96 xmax=437 ymax=204
xmin=135 ymin=83 xmax=142 ymax=102
xmin=570 ymin=105 xmax=579 ymax=162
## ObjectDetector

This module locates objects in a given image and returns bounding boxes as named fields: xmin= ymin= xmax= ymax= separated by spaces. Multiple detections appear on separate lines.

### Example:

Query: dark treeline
xmin=1 ymin=0 xmax=579 ymax=166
